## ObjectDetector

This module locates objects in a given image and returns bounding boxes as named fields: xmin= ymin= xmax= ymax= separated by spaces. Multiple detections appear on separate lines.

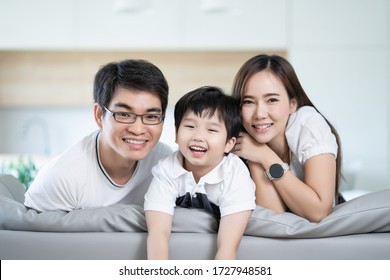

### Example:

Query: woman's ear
xmin=224 ymin=137 xmax=237 ymax=154
xmin=94 ymin=103 xmax=103 ymax=128
xmin=289 ymin=98 xmax=298 ymax=114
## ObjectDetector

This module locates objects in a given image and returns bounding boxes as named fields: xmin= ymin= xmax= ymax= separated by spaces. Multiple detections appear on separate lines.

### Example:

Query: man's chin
xmin=125 ymin=148 xmax=151 ymax=161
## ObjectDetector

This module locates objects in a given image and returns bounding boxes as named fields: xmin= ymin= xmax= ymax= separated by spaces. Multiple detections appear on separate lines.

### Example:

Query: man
xmin=24 ymin=59 xmax=171 ymax=212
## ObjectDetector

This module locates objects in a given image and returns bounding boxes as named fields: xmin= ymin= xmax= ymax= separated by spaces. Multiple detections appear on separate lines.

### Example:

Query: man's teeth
xmin=125 ymin=139 xmax=146 ymax=144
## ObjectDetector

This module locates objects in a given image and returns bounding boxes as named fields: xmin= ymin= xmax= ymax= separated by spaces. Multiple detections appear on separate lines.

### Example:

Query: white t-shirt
xmin=144 ymin=151 xmax=256 ymax=219
xmin=24 ymin=130 xmax=172 ymax=212
xmin=286 ymin=106 xmax=338 ymax=180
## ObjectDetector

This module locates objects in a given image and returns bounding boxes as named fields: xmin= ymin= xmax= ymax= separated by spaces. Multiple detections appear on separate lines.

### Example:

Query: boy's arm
xmin=145 ymin=210 xmax=173 ymax=260
xmin=215 ymin=210 xmax=252 ymax=260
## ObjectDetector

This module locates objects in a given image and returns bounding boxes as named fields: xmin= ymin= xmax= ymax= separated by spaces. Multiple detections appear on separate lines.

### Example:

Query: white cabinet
xmin=181 ymin=0 xmax=287 ymax=50
xmin=0 ymin=0 xmax=287 ymax=50
xmin=0 ymin=0 xmax=77 ymax=49
xmin=77 ymin=0 xmax=287 ymax=50
xmin=77 ymin=0 xmax=182 ymax=50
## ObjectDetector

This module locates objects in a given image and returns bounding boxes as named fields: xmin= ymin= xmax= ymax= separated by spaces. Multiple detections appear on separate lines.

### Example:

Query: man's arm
xmin=145 ymin=210 xmax=173 ymax=260
xmin=24 ymin=163 xmax=78 ymax=212
xmin=215 ymin=210 xmax=252 ymax=260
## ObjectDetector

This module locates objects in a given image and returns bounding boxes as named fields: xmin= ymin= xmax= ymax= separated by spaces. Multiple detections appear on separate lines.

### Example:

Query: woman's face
xmin=240 ymin=71 xmax=297 ymax=147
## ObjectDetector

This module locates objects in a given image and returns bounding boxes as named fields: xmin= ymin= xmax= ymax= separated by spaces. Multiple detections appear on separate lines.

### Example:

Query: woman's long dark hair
xmin=232 ymin=54 xmax=343 ymax=203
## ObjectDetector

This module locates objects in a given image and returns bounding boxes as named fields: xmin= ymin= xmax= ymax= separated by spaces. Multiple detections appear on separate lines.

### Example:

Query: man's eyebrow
xmin=112 ymin=102 xmax=162 ymax=113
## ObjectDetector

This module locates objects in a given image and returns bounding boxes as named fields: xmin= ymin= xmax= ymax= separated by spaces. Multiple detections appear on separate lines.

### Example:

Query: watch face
xmin=269 ymin=164 xmax=284 ymax=179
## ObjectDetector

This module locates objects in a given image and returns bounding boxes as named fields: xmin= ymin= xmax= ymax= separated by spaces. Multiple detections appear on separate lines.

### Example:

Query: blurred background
xmin=0 ymin=0 xmax=389 ymax=197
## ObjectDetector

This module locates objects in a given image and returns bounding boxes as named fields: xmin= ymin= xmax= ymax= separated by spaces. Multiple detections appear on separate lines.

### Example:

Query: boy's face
xmin=95 ymin=87 xmax=164 ymax=165
xmin=175 ymin=110 xmax=236 ymax=176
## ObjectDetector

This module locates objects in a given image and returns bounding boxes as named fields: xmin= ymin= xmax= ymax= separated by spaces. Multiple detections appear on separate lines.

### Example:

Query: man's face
xmin=95 ymin=87 xmax=164 ymax=164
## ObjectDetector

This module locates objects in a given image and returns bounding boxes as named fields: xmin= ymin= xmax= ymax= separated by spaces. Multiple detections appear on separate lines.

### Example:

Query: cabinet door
xmin=182 ymin=0 xmax=287 ymax=50
xmin=78 ymin=0 xmax=182 ymax=49
xmin=0 ymin=0 xmax=77 ymax=49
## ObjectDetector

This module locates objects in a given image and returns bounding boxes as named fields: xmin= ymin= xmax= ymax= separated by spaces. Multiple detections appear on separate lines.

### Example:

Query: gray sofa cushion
xmin=0 ymin=174 xmax=217 ymax=233
xmin=245 ymin=188 xmax=390 ymax=238
xmin=1 ymin=174 xmax=389 ymax=237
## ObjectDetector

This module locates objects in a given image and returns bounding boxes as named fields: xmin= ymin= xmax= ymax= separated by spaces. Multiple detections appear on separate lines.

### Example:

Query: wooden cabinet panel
xmin=0 ymin=50 xmax=285 ymax=106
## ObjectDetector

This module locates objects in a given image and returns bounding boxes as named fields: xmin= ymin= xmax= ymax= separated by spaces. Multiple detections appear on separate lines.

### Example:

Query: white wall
xmin=287 ymin=0 xmax=390 ymax=191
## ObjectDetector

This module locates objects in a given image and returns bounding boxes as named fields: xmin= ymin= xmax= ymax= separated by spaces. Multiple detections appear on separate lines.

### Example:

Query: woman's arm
xmin=234 ymin=132 xmax=336 ymax=222
xmin=270 ymin=154 xmax=336 ymax=222
xmin=215 ymin=210 xmax=252 ymax=260
xmin=145 ymin=210 xmax=173 ymax=259
xmin=247 ymin=161 xmax=286 ymax=212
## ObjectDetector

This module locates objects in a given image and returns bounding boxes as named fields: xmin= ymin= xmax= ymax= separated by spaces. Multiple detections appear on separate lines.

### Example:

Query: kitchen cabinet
xmin=0 ymin=0 xmax=287 ymax=50
xmin=0 ymin=0 xmax=77 ymax=50
xmin=181 ymin=0 xmax=287 ymax=50
xmin=77 ymin=0 xmax=287 ymax=50
xmin=77 ymin=0 xmax=182 ymax=50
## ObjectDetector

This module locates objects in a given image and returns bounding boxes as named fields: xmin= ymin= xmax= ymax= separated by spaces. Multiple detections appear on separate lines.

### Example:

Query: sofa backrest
xmin=0 ymin=174 xmax=25 ymax=203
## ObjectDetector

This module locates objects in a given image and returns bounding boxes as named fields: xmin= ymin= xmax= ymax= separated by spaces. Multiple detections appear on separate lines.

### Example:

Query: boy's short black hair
xmin=174 ymin=86 xmax=241 ymax=141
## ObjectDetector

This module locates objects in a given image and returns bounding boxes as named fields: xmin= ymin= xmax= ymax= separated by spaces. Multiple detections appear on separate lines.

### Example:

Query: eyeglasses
xmin=104 ymin=107 xmax=165 ymax=125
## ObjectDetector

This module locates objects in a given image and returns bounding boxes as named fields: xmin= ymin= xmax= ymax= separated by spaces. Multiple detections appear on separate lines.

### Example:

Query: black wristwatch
xmin=264 ymin=163 xmax=289 ymax=180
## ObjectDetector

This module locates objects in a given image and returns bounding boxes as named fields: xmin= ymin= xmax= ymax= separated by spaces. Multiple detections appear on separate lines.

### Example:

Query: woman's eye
xmin=268 ymin=98 xmax=279 ymax=103
xmin=242 ymin=99 xmax=254 ymax=105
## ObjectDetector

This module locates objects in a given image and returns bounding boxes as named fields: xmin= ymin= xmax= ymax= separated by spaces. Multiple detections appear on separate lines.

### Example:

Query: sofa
xmin=1 ymin=174 xmax=390 ymax=260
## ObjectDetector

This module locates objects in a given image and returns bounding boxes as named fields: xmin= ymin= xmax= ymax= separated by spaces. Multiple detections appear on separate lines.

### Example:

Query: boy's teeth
xmin=190 ymin=146 xmax=206 ymax=152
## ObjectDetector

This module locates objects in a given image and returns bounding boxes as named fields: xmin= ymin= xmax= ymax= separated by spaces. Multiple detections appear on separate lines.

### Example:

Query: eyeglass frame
xmin=103 ymin=106 xmax=165 ymax=125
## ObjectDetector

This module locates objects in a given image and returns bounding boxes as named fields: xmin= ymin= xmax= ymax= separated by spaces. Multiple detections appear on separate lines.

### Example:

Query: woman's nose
xmin=255 ymin=103 xmax=267 ymax=119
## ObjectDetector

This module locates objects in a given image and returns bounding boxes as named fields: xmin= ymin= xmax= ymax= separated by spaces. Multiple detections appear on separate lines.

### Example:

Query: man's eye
xmin=145 ymin=114 xmax=160 ymax=120
xmin=117 ymin=112 xmax=132 ymax=118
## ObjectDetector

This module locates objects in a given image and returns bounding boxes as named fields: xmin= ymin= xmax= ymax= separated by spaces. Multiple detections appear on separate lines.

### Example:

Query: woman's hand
xmin=233 ymin=131 xmax=272 ymax=165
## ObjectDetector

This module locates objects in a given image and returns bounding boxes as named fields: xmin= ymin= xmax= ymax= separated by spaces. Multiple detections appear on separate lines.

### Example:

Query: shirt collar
xmin=171 ymin=150 xmax=226 ymax=185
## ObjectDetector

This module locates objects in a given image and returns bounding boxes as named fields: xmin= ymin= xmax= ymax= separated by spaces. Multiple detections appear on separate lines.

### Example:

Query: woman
xmin=232 ymin=54 xmax=342 ymax=222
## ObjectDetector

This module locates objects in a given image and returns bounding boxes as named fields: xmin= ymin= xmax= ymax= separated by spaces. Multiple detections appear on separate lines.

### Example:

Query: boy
xmin=144 ymin=86 xmax=255 ymax=259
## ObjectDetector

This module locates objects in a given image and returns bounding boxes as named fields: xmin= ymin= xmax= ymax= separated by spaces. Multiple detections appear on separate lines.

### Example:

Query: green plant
xmin=3 ymin=155 xmax=38 ymax=190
